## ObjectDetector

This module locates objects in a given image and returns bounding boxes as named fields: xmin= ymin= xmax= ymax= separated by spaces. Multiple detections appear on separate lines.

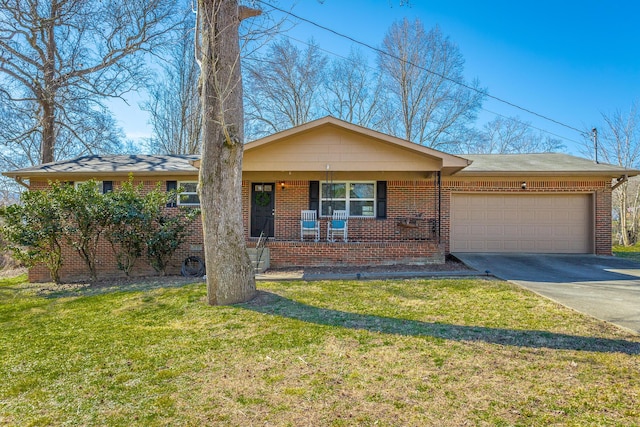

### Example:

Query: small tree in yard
xmin=0 ymin=186 xmax=67 ymax=283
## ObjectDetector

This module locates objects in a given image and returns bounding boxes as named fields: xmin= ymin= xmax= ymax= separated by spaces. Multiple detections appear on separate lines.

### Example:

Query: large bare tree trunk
xmin=198 ymin=0 xmax=256 ymax=305
xmin=41 ymin=4 xmax=57 ymax=164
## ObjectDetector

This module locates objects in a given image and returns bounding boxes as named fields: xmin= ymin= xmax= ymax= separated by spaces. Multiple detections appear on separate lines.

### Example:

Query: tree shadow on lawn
xmin=38 ymin=276 xmax=203 ymax=298
xmin=242 ymin=291 xmax=640 ymax=355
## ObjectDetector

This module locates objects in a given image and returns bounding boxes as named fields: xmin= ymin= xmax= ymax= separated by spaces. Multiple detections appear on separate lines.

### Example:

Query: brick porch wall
xmin=441 ymin=177 xmax=613 ymax=256
xmin=249 ymin=241 xmax=444 ymax=268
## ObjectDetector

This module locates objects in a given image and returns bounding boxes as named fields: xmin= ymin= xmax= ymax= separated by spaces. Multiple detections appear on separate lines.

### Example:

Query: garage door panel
xmin=486 ymin=225 xmax=504 ymax=236
xmin=485 ymin=241 xmax=504 ymax=251
xmin=503 ymin=210 xmax=520 ymax=221
xmin=451 ymin=194 xmax=592 ymax=253
xmin=520 ymin=240 xmax=538 ymax=251
xmin=469 ymin=241 xmax=488 ymax=250
xmin=534 ymin=226 xmax=554 ymax=238
xmin=503 ymin=240 xmax=521 ymax=250
xmin=470 ymin=225 xmax=487 ymax=236
xmin=519 ymin=225 xmax=537 ymax=237
xmin=486 ymin=210 xmax=505 ymax=222
xmin=552 ymin=211 xmax=570 ymax=222
xmin=504 ymin=225 xmax=520 ymax=236
xmin=470 ymin=210 xmax=488 ymax=221
xmin=552 ymin=225 xmax=571 ymax=238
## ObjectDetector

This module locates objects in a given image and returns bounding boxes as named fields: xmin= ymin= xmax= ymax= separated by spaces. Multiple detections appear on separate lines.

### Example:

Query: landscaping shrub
xmin=0 ymin=177 xmax=199 ymax=281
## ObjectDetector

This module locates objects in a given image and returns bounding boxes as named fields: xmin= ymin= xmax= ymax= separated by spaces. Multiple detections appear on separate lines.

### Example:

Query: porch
xmin=247 ymin=215 xmax=444 ymax=269
xmin=244 ymin=175 xmax=445 ymax=269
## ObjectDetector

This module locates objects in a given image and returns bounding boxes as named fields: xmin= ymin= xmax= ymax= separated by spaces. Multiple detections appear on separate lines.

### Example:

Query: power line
xmin=253 ymin=24 xmax=586 ymax=146
xmin=478 ymin=108 xmax=585 ymax=146
xmin=256 ymin=0 xmax=588 ymax=137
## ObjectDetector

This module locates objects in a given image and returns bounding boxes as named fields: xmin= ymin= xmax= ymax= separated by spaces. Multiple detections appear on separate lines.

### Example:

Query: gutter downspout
xmin=14 ymin=176 xmax=30 ymax=190
xmin=611 ymin=175 xmax=628 ymax=191
xmin=437 ymin=171 xmax=441 ymax=244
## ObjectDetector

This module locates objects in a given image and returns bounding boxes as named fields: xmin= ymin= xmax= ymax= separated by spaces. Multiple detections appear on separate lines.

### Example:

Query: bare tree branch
xmin=377 ymin=19 xmax=484 ymax=149
xmin=0 ymin=0 xmax=180 ymax=164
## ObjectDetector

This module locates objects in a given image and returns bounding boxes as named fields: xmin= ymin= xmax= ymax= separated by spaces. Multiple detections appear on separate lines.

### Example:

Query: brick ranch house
xmin=4 ymin=116 xmax=638 ymax=282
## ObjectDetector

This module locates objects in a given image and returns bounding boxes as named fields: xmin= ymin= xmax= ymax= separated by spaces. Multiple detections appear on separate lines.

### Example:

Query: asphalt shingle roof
xmin=459 ymin=153 xmax=634 ymax=175
xmin=3 ymin=152 xmax=637 ymax=179
xmin=3 ymin=154 xmax=200 ymax=177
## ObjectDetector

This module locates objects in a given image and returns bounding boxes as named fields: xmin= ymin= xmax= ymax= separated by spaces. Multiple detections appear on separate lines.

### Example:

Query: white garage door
xmin=451 ymin=194 xmax=592 ymax=253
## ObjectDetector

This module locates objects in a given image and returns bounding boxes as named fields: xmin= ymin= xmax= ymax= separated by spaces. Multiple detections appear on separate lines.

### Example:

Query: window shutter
xmin=309 ymin=181 xmax=319 ymax=213
xmin=376 ymin=181 xmax=387 ymax=219
xmin=102 ymin=181 xmax=113 ymax=194
xmin=166 ymin=180 xmax=177 ymax=207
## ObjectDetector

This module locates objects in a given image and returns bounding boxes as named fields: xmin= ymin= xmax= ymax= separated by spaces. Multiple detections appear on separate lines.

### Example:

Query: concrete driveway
xmin=453 ymin=253 xmax=640 ymax=334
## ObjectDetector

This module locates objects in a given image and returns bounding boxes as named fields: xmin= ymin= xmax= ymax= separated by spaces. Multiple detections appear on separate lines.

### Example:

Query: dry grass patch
xmin=0 ymin=275 xmax=638 ymax=426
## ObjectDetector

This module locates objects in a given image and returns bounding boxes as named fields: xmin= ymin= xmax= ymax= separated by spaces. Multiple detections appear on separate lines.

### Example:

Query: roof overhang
xmin=2 ymin=155 xmax=200 ymax=181
xmin=452 ymin=153 xmax=640 ymax=179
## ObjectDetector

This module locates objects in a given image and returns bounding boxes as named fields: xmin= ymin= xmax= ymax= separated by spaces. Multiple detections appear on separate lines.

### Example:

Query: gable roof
xmin=243 ymin=116 xmax=471 ymax=175
xmin=457 ymin=153 xmax=639 ymax=177
xmin=4 ymin=120 xmax=638 ymax=182
xmin=2 ymin=155 xmax=200 ymax=179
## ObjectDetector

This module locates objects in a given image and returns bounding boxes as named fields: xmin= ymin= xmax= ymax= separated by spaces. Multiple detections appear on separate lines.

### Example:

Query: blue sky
xmin=280 ymin=0 xmax=640 ymax=154
xmin=116 ymin=1 xmax=640 ymax=155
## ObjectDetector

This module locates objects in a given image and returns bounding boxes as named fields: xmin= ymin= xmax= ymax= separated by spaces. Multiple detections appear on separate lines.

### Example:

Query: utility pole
xmin=592 ymin=128 xmax=599 ymax=164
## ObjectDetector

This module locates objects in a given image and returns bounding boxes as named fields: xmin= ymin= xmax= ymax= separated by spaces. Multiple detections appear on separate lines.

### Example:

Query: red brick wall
xmin=253 ymin=241 xmax=444 ymax=267
xmin=28 ymin=179 xmax=205 ymax=282
xmin=25 ymin=175 xmax=615 ymax=281
xmin=595 ymin=188 xmax=612 ymax=255
xmin=253 ymin=179 xmax=441 ymax=243
xmin=441 ymin=177 xmax=612 ymax=256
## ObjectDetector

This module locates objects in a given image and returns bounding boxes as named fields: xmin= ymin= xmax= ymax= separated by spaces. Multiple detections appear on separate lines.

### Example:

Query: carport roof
xmin=457 ymin=153 xmax=640 ymax=177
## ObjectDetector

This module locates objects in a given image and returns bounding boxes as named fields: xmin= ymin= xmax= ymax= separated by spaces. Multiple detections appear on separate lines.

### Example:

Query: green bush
xmin=104 ymin=177 xmax=199 ymax=277
xmin=147 ymin=208 xmax=199 ymax=275
xmin=0 ymin=177 xmax=199 ymax=282
xmin=0 ymin=186 xmax=67 ymax=283
xmin=58 ymin=181 xmax=110 ymax=281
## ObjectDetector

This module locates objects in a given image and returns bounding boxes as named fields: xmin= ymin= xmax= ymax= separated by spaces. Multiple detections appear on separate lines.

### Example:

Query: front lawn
xmin=1 ymin=275 xmax=638 ymax=426
xmin=613 ymin=243 xmax=640 ymax=262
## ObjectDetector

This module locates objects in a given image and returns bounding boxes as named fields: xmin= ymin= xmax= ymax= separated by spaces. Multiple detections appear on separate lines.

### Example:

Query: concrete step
xmin=247 ymin=247 xmax=270 ymax=273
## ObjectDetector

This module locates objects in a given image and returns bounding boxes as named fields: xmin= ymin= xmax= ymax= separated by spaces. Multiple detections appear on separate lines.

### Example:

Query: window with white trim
xmin=178 ymin=181 xmax=200 ymax=206
xmin=321 ymin=181 xmax=375 ymax=217
xmin=74 ymin=180 xmax=111 ymax=194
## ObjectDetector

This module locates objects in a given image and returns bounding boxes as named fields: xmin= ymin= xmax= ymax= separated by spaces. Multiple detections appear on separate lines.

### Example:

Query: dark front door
xmin=251 ymin=183 xmax=275 ymax=238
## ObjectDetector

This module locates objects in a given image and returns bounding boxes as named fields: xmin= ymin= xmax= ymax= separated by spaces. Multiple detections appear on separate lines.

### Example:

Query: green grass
xmin=613 ymin=243 xmax=640 ymax=262
xmin=1 ymin=274 xmax=639 ymax=426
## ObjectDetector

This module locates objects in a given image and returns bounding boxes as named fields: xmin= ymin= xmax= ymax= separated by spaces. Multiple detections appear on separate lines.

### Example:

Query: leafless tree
xmin=462 ymin=116 xmax=565 ymax=154
xmin=196 ymin=0 xmax=259 ymax=305
xmin=0 ymin=94 xmax=123 ymax=173
xmin=585 ymin=103 xmax=640 ymax=245
xmin=323 ymin=48 xmax=382 ymax=128
xmin=143 ymin=7 xmax=202 ymax=155
xmin=244 ymin=37 xmax=328 ymax=139
xmin=0 ymin=0 xmax=179 ymax=165
xmin=378 ymin=19 xmax=484 ymax=151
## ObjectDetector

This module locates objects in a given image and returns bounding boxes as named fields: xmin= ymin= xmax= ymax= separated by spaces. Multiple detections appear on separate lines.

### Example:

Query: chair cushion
xmin=332 ymin=220 xmax=345 ymax=229
xmin=302 ymin=221 xmax=316 ymax=229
